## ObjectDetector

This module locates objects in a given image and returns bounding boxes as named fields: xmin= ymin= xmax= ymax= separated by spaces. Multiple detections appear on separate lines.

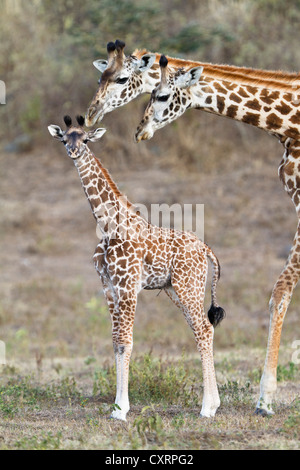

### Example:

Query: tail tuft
xmin=208 ymin=304 xmax=226 ymax=327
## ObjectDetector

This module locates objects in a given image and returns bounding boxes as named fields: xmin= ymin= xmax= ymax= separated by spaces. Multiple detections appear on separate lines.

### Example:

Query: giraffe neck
xmin=134 ymin=49 xmax=300 ymax=93
xmin=74 ymin=147 xmax=146 ymax=239
xmin=188 ymin=73 xmax=300 ymax=140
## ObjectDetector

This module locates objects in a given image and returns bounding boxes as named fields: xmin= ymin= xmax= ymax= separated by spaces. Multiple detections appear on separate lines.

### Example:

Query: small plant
xmin=219 ymin=380 xmax=253 ymax=406
xmin=93 ymin=365 xmax=115 ymax=399
xmin=277 ymin=362 xmax=298 ymax=382
xmin=15 ymin=431 xmax=62 ymax=450
xmin=0 ymin=376 xmax=55 ymax=417
xmin=133 ymin=405 xmax=164 ymax=445
xmin=129 ymin=353 xmax=199 ymax=407
xmin=279 ymin=399 xmax=300 ymax=439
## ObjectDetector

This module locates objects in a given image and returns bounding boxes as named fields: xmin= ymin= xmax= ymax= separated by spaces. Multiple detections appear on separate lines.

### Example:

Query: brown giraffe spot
xmin=245 ymin=98 xmax=261 ymax=111
xmin=82 ymin=177 xmax=90 ymax=186
xmin=225 ymin=82 xmax=238 ymax=91
xmin=283 ymin=92 xmax=294 ymax=103
xmin=148 ymin=71 xmax=159 ymax=79
xmin=264 ymin=106 xmax=271 ymax=112
xmin=260 ymin=90 xmax=280 ymax=104
xmin=246 ymin=85 xmax=258 ymax=95
xmin=144 ymin=252 xmax=153 ymax=264
xmin=203 ymin=86 xmax=214 ymax=94
xmin=214 ymin=83 xmax=228 ymax=95
xmin=285 ymin=179 xmax=294 ymax=189
xmin=284 ymin=161 xmax=295 ymax=175
xmin=241 ymin=112 xmax=260 ymax=126
xmin=227 ymin=104 xmax=238 ymax=119
xmin=285 ymin=128 xmax=300 ymax=139
xmin=238 ymin=88 xmax=250 ymax=98
xmin=205 ymin=96 xmax=212 ymax=105
xmin=293 ymin=192 xmax=300 ymax=206
xmin=87 ymin=186 xmax=99 ymax=197
xmin=290 ymin=110 xmax=300 ymax=124
xmin=216 ymin=95 xmax=226 ymax=113
xmin=266 ymin=113 xmax=283 ymax=130
xmin=120 ymin=89 xmax=127 ymax=99
xmin=275 ymin=102 xmax=292 ymax=115
xmin=229 ymin=92 xmax=242 ymax=103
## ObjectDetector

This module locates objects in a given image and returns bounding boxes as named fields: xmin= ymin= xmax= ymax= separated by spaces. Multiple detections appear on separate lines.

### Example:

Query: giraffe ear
xmin=87 ymin=128 xmax=107 ymax=142
xmin=93 ymin=59 xmax=108 ymax=73
xmin=48 ymin=125 xmax=64 ymax=140
xmin=176 ymin=66 xmax=203 ymax=88
xmin=135 ymin=53 xmax=156 ymax=73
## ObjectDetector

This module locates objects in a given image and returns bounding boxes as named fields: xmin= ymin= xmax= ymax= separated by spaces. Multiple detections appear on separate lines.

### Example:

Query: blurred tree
xmin=1 ymin=0 xmax=300 ymax=145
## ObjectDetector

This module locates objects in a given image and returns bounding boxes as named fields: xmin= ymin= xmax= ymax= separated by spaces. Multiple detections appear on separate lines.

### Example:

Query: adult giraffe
xmin=85 ymin=39 xmax=296 ymax=127
xmin=135 ymin=54 xmax=300 ymax=416
xmin=48 ymin=115 xmax=225 ymax=420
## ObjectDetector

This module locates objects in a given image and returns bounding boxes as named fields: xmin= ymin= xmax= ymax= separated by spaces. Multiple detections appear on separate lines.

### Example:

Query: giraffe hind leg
xmin=165 ymin=270 xmax=220 ymax=418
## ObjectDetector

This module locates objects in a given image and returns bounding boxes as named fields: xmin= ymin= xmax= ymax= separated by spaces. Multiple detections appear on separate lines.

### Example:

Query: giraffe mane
xmin=133 ymin=49 xmax=299 ymax=92
xmin=93 ymin=157 xmax=135 ymax=211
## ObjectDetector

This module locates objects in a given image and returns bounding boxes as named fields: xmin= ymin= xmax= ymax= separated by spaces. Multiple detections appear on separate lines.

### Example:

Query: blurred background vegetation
xmin=1 ymin=0 xmax=300 ymax=148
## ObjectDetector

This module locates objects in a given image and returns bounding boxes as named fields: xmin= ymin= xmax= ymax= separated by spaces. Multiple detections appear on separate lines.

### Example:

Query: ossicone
xmin=159 ymin=55 xmax=168 ymax=68
xmin=107 ymin=41 xmax=116 ymax=53
xmin=115 ymin=39 xmax=126 ymax=52
xmin=64 ymin=115 xmax=72 ymax=127
xmin=76 ymin=115 xmax=85 ymax=126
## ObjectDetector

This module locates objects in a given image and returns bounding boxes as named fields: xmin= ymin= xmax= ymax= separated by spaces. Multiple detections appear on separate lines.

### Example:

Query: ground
xmin=0 ymin=119 xmax=299 ymax=449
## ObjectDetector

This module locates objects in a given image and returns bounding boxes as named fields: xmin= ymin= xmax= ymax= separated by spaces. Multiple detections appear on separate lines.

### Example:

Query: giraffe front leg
xmin=256 ymin=275 xmax=295 ymax=416
xmin=111 ymin=342 xmax=133 ymax=421
xmin=256 ymin=228 xmax=300 ymax=416
xmin=111 ymin=290 xmax=137 ymax=421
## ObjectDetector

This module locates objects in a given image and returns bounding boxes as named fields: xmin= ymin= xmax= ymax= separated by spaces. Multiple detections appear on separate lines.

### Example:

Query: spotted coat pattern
xmin=48 ymin=120 xmax=225 ymax=420
xmin=85 ymin=40 xmax=296 ymax=127
xmin=135 ymin=57 xmax=300 ymax=416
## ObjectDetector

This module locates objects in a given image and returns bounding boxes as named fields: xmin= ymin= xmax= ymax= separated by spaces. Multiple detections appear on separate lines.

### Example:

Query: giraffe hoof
xmin=254 ymin=407 xmax=273 ymax=417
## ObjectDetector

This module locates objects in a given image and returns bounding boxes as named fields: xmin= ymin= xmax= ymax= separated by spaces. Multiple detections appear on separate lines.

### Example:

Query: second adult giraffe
xmin=135 ymin=54 xmax=300 ymax=416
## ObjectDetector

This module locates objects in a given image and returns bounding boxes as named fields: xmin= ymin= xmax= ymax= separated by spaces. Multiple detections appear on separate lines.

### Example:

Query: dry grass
xmin=0 ymin=348 xmax=299 ymax=450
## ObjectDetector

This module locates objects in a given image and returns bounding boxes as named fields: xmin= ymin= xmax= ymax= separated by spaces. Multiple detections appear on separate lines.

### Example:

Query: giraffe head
xmin=85 ymin=40 xmax=156 ymax=127
xmin=135 ymin=55 xmax=203 ymax=142
xmin=48 ymin=115 xmax=106 ymax=159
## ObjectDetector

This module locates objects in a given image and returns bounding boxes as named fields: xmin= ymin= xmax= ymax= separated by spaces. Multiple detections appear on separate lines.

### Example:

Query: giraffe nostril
xmin=88 ymin=106 xmax=97 ymax=118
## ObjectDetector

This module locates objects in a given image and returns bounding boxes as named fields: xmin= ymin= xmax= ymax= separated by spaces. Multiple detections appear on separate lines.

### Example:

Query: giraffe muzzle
xmin=134 ymin=128 xmax=153 ymax=143
xmin=85 ymin=107 xmax=104 ymax=127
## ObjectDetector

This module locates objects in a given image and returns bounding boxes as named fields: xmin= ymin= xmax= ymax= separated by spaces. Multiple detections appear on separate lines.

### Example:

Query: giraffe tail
xmin=206 ymin=247 xmax=226 ymax=327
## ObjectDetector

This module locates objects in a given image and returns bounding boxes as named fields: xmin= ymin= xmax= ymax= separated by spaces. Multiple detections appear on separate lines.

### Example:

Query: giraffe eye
xmin=116 ymin=77 xmax=129 ymax=85
xmin=157 ymin=94 xmax=170 ymax=102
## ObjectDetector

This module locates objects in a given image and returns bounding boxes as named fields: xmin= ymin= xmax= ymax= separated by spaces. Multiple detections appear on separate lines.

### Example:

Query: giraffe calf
xmin=48 ymin=115 xmax=225 ymax=420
